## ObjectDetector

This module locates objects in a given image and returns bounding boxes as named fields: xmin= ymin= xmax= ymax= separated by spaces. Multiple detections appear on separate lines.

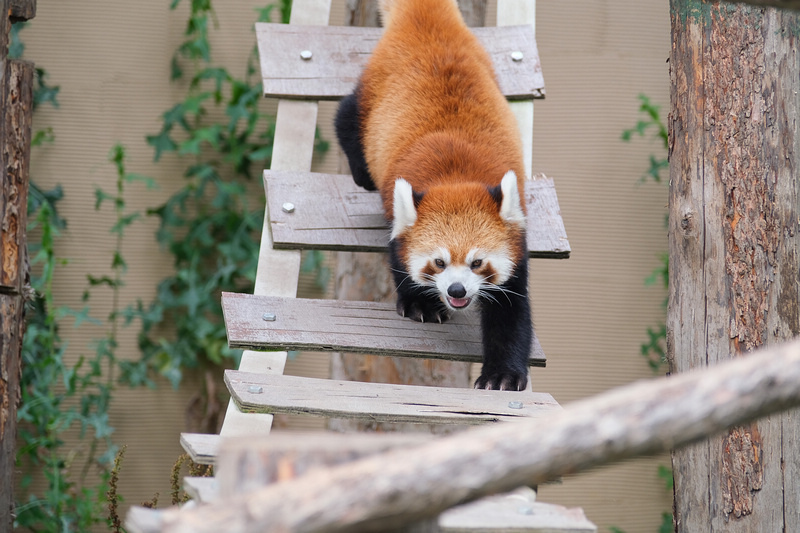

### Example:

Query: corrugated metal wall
xmin=19 ymin=0 xmax=671 ymax=530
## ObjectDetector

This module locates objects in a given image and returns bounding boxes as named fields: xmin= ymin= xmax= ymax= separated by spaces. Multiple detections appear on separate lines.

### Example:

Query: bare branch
xmin=127 ymin=339 xmax=800 ymax=533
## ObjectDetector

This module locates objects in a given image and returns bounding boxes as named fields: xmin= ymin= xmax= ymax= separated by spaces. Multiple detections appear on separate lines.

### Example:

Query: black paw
xmin=396 ymin=295 xmax=449 ymax=324
xmin=474 ymin=370 xmax=528 ymax=391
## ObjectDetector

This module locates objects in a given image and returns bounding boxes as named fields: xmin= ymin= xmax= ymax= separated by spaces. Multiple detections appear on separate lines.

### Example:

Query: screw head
xmin=508 ymin=401 xmax=524 ymax=409
xmin=300 ymin=50 xmax=313 ymax=60
xmin=247 ymin=385 xmax=264 ymax=394
xmin=282 ymin=202 xmax=295 ymax=213
xmin=510 ymin=51 xmax=524 ymax=62
xmin=262 ymin=312 xmax=277 ymax=322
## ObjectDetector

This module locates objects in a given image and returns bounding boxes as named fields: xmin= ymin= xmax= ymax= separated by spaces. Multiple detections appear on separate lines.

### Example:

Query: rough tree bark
xmin=328 ymin=0 xmax=485 ymax=434
xmin=0 ymin=0 xmax=35 ymax=527
xmin=668 ymin=1 xmax=800 ymax=531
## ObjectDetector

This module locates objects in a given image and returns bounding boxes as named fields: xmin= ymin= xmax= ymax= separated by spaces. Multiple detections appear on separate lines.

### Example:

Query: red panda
xmin=335 ymin=0 xmax=532 ymax=391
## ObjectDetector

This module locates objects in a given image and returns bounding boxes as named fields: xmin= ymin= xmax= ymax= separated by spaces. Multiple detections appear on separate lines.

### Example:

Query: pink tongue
xmin=448 ymin=297 xmax=470 ymax=308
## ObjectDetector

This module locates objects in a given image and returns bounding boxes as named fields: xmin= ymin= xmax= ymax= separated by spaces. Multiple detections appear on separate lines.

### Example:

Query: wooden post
xmin=0 ymin=0 xmax=35 ymax=527
xmin=668 ymin=1 xmax=800 ymax=530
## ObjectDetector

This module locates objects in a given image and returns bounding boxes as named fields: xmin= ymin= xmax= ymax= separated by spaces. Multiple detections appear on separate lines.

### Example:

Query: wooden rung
xmin=183 ymin=477 xmax=218 ymax=504
xmin=222 ymin=292 xmax=547 ymax=367
xmin=216 ymin=432 xmax=432 ymax=495
xmin=439 ymin=488 xmax=597 ymax=533
xmin=181 ymin=433 xmax=219 ymax=465
xmin=224 ymin=371 xmax=561 ymax=425
xmin=265 ymin=171 xmax=570 ymax=259
xmin=256 ymin=23 xmax=545 ymax=101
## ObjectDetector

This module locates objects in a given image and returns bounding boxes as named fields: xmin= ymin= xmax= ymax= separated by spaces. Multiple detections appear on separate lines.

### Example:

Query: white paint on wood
xmin=180 ymin=433 xmax=219 ymax=465
xmin=183 ymin=477 xmax=218 ymax=504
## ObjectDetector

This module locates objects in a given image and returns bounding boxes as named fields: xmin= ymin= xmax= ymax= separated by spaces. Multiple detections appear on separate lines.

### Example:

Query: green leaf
xmin=146 ymin=130 xmax=178 ymax=162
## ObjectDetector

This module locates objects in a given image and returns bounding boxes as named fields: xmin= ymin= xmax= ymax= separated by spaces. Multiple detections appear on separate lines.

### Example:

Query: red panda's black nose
xmin=447 ymin=283 xmax=467 ymax=298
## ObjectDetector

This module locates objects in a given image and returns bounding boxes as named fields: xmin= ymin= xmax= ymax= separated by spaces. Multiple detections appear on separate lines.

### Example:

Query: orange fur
xmin=358 ymin=0 xmax=526 ymax=220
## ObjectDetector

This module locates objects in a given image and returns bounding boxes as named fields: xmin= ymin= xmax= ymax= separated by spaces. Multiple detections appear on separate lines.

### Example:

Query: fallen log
xmin=127 ymin=339 xmax=800 ymax=533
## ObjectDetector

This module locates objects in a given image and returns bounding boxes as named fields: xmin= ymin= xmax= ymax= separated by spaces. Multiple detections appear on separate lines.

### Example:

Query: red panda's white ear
xmin=499 ymin=171 xmax=525 ymax=226
xmin=391 ymin=178 xmax=417 ymax=239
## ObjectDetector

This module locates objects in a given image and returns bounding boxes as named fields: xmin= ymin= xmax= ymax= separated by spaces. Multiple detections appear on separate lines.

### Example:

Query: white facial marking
xmin=391 ymin=178 xmax=417 ymax=240
xmin=499 ymin=171 xmax=525 ymax=226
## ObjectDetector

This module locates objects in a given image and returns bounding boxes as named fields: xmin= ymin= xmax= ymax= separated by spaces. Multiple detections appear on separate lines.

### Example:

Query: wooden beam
xmin=265 ymin=171 xmax=570 ymax=258
xmin=256 ymin=24 xmax=544 ymax=100
xmin=127 ymin=339 xmax=800 ymax=533
xmin=224 ymin=371 xmax=559 ymax=424
xmin=221 ymin=292 xmax=548 ymax=367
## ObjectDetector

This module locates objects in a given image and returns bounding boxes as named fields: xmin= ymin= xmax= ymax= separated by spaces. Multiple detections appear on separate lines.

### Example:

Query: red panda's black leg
xmin=389 ymin=239 xmax=450 ymax=323
xmin=475 ymin=253 xmax=532 ymax=391
xmin=335 ymin=89 xmax=377 ymax=191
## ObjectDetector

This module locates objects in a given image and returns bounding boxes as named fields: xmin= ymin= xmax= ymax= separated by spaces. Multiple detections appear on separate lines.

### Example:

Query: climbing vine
xmin=127 ymin=0 xmax=327 ymax=432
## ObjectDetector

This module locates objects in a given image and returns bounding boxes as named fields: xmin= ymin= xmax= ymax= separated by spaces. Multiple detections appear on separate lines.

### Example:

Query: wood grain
xmin=222 ymin=292 xmax=547 ymax=367
xmin=128 ymin=339 xmax=800 ymax=533
xmin=668 ymin=4 xmax=800 ymax=531
xmin=256 ymin=24 xmax=544 ymax=101
xmin=0 ymin=58 xmax=33 ymax=531
xmin=265 ymin=171 xmax=570 ymax=258
xmin=225 ymin=370 xmax=559 ymax=425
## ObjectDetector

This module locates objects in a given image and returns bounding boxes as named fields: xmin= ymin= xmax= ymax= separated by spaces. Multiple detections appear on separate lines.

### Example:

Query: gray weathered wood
xmin=182 ymin=477 xmax=218 ymax=504
xmin=668 ymin=4 xmax=800 ymax=531
xmin=216 ymin=432 xmax=432 ymax=495
xmin=439 ymin=488 xmax=596 ymax=533
xmin=180 ymin=433 xmax=219 ymax=466
xmin=225 ymin=370 xmax=559 ymax=424
xmin=256 ymin=23 xmax=544 ymax=101
xmin=265 ymin=171 xmax=570 ymax=258
xmin=222 ymin=292 xmax=547 ymax=367
xmin=127 ymin=339 xmax=800 ymax=533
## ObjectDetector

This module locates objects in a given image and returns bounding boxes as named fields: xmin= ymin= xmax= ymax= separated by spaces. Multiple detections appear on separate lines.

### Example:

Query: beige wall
xmin=20 ymin=0 xmax=671 ymax=530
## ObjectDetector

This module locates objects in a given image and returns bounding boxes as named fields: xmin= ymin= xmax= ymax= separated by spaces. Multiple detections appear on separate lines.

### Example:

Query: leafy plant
xmin=16 ymin=145 xmax=146 ymax=532
xmin=622 ymin=94 xmax=669 ymax=374
xmin=128 ymin=0 xmax=325 ymax=432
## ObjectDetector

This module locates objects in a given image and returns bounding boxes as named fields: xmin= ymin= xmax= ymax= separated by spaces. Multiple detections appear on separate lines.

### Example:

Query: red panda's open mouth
xmin=447 ymin=296 xmax=472 ymax=309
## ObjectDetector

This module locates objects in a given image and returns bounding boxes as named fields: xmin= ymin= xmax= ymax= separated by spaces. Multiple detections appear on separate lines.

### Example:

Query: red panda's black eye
xmin=471 ymin=259 xmax=483 ymax=269
xmin=435 ymin=259 xmax=446 ymax=268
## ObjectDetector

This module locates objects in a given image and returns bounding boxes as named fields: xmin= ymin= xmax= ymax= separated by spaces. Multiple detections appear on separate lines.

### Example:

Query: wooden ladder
xmin=178 ymin=1 xmax=594 ymax=531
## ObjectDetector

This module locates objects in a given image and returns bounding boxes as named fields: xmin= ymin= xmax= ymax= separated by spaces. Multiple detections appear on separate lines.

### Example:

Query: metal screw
xmin=510 ymin=51 xmax=524 ymax=62
xmin=282 ymin=202 xmax=295 ymax=213
xmin=262 ymin=312 xmax=277 ymax=322
xmin=247 ymin=385 xmax=264 ymax=394
xmin=300 ymin=50 xmax=313 ymax=60
xmin=518 ymin=505 xmax=534 ymax=515
xmin=508 ymin=401 xmax=524 ymax=409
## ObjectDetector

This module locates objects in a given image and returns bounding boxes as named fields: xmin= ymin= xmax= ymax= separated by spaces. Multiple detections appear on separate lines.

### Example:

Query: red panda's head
xmin=391 ymin=171 xmax=526 ymax=311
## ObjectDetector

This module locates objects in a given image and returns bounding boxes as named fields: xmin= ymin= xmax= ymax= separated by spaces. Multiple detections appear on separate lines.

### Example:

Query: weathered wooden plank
xmin=265 ymin=171 xmax=570 ymax=258
xmin=183 ymin=477 xmax=218 ymax=504
xmin=222 ymin=292 xmax=547 ymax=367
xmin=180 ymin=433 xmax=219 ymax=466
xmin=128 ymin=339 xmax=800 ymax=533
xmin=225 ymin=371 xmax=560 ymax=425
xmin=439 ymin=488 xmax=596 ymax=533
xmin=9 ymin=0 xmax=36 ymax=22
xmin=216 ymin=432 xmax=432 ymax=495
xmin=256 ymin=23 xmax=544 ymax=101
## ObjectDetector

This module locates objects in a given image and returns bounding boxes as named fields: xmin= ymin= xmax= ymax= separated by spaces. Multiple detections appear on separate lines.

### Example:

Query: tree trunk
xmin=328 ymin=0 xmax=485 ymax=435
xmin=1 ymin=0 xmax=34 ymax=524
xmin=668 ymin=2 xmax=800 ymax=530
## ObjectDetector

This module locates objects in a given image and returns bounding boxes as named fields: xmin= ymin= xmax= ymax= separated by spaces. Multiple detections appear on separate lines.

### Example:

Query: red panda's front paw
xmin=396 ymin=296 xmax=449 ymax=324
xmin=474 ymin=371 xmax=528 ymax=391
